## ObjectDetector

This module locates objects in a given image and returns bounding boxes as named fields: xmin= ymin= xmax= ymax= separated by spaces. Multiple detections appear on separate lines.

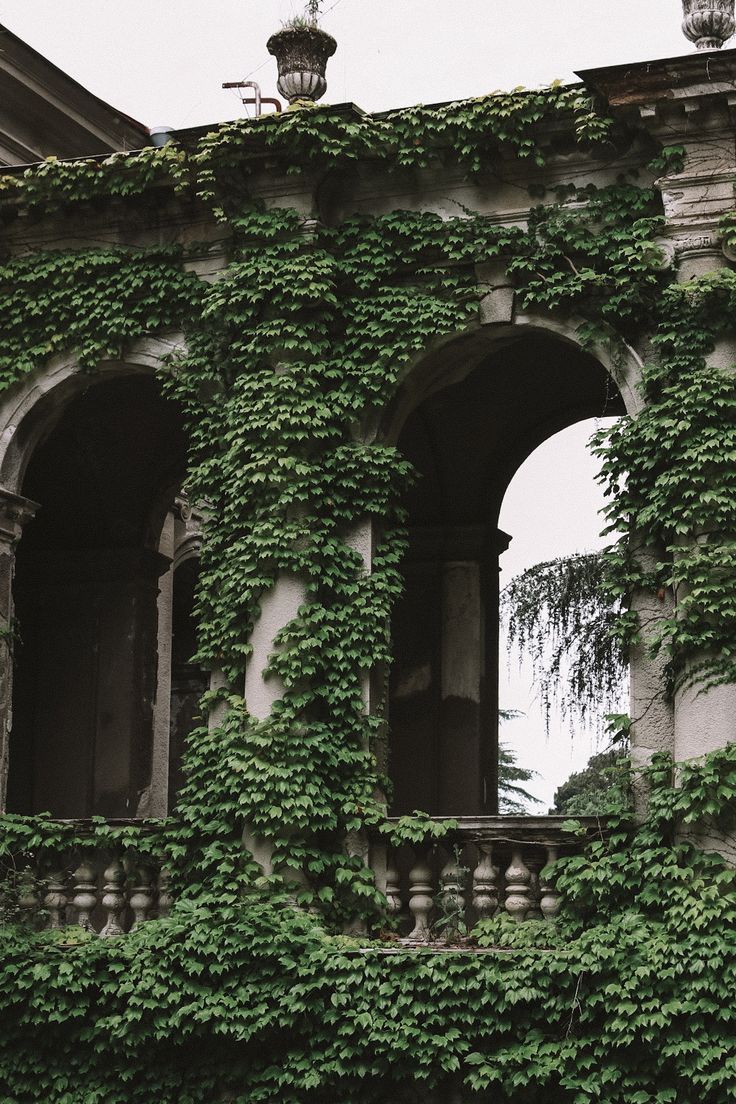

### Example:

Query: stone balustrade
xmin=4 ymin=822 xmax=171 ymax=936
xmin=377 ymin=816 xmax=605 ymax=941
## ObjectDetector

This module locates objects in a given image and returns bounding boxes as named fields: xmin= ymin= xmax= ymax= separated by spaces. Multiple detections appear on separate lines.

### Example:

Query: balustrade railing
xmin=375 ymin=816 xmax=606 ymax=942
xmin=2 ymin=821 xmax=171 ymax=936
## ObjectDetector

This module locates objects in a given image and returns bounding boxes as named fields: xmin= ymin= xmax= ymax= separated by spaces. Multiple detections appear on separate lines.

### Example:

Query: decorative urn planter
xmin=682 ymin=0 xmax=736 ymax=49
xmin=267 ymin=24 xmax=337 ymax=105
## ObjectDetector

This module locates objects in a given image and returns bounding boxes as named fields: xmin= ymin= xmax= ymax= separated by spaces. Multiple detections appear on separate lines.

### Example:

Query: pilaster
xmin=0 ymin=487 xmax=38 ymax=810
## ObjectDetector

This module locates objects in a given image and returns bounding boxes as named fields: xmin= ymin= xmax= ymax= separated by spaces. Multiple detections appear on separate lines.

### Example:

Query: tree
xmin=497 ymin=709 xmax=541 ymax=814
xmin=552 ymin=748 xmax=629 ymax=815
xmin=500 ymin=551 xmax=627 ymax=735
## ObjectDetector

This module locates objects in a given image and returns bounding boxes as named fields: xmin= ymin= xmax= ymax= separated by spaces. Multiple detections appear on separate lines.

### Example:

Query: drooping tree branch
xmin=500 ymin=551 xmax=627 ymax=733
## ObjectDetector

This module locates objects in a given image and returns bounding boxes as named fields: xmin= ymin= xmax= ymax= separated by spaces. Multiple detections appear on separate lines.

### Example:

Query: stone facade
xmin=1 ymin=38 xmax=735 ymax=868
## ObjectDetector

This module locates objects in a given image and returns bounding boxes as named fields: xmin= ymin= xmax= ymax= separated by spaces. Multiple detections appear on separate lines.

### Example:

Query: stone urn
xmin=267 ymin=24 xmax=337 ymax=105
xmin=682 ymin=0 xmax=736 ymax=48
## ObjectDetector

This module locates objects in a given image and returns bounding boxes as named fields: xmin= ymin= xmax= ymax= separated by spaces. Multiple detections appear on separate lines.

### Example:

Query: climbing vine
xmin=0 ymin=84 xmax=734 ymax=1101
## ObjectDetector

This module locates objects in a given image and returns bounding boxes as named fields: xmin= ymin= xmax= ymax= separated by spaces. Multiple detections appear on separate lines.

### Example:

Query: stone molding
xmin=0 ymin=487 xmax=38 ymax=547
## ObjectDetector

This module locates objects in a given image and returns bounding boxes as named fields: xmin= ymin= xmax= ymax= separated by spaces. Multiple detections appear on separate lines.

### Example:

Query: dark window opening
xmin=7 ymin=375 xmax=187 ymax=818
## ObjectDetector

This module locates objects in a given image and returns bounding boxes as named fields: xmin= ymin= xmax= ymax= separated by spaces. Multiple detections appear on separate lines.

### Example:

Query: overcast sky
xmin=0 ymin=1 xmax=688 ymax=805
xmin=0 ymin=1 xmax=689 ymax=128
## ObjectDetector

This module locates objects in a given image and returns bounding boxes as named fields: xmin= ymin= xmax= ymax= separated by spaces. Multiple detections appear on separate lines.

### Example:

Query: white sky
xmin=0 ymin=1 xmax=685 ymax=805
xmin=0 ymin=1 xmax=689 ymax=129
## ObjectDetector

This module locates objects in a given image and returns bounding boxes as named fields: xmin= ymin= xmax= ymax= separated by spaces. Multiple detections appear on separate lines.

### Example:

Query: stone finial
xmin=682 ymin=0 xmax=736 ymax=49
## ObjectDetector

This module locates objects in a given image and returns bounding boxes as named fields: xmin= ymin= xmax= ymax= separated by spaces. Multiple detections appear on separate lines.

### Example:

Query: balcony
xmin=374 ymin=815 xmax=607 ymax=942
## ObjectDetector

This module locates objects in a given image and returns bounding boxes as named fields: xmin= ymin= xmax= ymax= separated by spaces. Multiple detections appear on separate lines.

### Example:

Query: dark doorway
xmin=7 ymin=375 xmax=187 ymax=818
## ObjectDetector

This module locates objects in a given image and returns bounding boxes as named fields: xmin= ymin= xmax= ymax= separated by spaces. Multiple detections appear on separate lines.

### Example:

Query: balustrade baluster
xmin=526 ymin=851 xmax=544 ymax=920
xmin=43 ymin=869 xmax=68 ymax=930
xmin=504 ymin=847 xmax=532 ymax=922
xmin=100 ymin=858 xmax=126 ymax=937
xmin=71 ymin=858 xmax=98 ymax=932
xmin=439 ymin=850 xmax=465 ymax=935
xmin=407 ymin=846 xmax=434 ymax=941
xmin=130 ymin=864 xmax=155 ymax=929
xmin=539 ymin=846 xmax=562 ymax=921
xmin=472 ymin=842 xmax=498 ymax=921
xmin=384 ymin=853 xmax=402 ymax=915
xmin=157 ymin=867 xmax=172 ymax=918
xmin=17 ymin=865 xmax=41 ymax=925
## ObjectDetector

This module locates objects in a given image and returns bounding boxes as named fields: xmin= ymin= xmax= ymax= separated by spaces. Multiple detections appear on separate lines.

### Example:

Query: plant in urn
xmin=267 ymin=1 xmax=337 ymax=106
xmin=682 ymin=0 xmax=736 ymax=48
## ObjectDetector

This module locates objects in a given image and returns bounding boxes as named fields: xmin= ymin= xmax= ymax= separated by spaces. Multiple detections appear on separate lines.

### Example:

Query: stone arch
xmin=0 ymin=334 xmax=194 ymax=818
xmin=379 ymin=310 xmax=644 ymax=447
xmin=0 ymin=335 xmax=184 ymax=495
xmin=375 ymin=309 xmax=667 ymax=818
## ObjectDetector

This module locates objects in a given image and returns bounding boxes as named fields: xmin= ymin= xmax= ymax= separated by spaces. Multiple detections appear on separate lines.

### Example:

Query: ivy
xmin=0 ymin=81 xmax=733 ymax=1102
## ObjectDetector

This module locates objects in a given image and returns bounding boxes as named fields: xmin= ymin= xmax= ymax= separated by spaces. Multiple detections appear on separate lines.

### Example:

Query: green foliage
xmin=552 ymin=749 xmax=630 ymax=815
xmin=0 ymin=82 xmax=733 ymax=1102
xmin=1 ymin=749 xmax=735 ymax=1102
xmin=497 ymin=742 xmax=541 ymax=814
xmin=593 ymin=268 xmax=736 ymax=689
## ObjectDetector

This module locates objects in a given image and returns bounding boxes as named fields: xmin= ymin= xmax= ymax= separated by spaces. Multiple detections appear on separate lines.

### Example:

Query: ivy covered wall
xmin=0 ymin=72 xmax=735 ymax=1102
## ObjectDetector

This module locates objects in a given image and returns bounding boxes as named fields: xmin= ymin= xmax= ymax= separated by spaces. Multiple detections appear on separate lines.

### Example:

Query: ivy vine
xmin=0 ymin=85 xmax=734 ymax=1102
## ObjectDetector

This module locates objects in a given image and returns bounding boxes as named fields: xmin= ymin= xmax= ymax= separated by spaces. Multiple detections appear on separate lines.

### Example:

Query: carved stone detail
xmin=504 ymin=848 xmax=532 ymax=922
xmin=266 ymin=26 xmax=337 ymax=105
xmin=100 ymin=859 xmax=126 ymax=937
xmin=682 ymin=0 xmax=735 ymax=50
xmin=130 ymin=864 xmax=156 ymax=929
xmin=439 ymin=852 xmax=465 ymax=931
xmin=71 ymin=859 xmax=98 ymax=931
xmin=539 ymin=846 xmax=562 ymax=921
xmin=407 ymin=847 xmax=434 ymax=941
xmin=472 ymin=842 xmax=498 ymax=920
xmin=385 ymin=854 xmax=402 ymax=915
xmin=43 ymin=870 xmax=68 ymax=930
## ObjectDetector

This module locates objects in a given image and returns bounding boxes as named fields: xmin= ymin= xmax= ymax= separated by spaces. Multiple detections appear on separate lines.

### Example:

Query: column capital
xmin=0 ymin=487 xmax=38 ymax=547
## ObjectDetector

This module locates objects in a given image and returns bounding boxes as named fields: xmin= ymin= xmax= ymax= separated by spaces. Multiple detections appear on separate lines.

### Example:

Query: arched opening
xmin=388 ymin=331 xmax=625 ymax=816
xmin=6 ymin=375 xmax=188 ymax=818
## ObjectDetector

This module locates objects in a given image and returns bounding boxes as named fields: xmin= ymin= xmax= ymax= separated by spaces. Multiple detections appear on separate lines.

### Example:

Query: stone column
xmin=0 ymin=488 xmax=38 ymax=811
xmin=242 ymin=572 xmax=308 ymax=878
xmin=149 ymin=510 xmax=176 ymax=818
xmin=670 ymin=244 xmax=736 ymax=766
xmin=628 ymin=540 xmax=676 ymax=813
xmin=440 ymin=560 xmax=484 ymax=814
xmin=438 ymin=526 xmax=497 ymax=815
xmin=244 ymin=573 xmax=307 ymax=720
xmin=644 ymin=82 xmax=736 ymax=770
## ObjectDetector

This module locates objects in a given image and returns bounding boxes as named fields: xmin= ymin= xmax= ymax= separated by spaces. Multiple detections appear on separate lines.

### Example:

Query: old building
xmin=2 ymin=6 xmax=736 ymax=1099
xmin=0 ymin=5 xmax=735 ymax=931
